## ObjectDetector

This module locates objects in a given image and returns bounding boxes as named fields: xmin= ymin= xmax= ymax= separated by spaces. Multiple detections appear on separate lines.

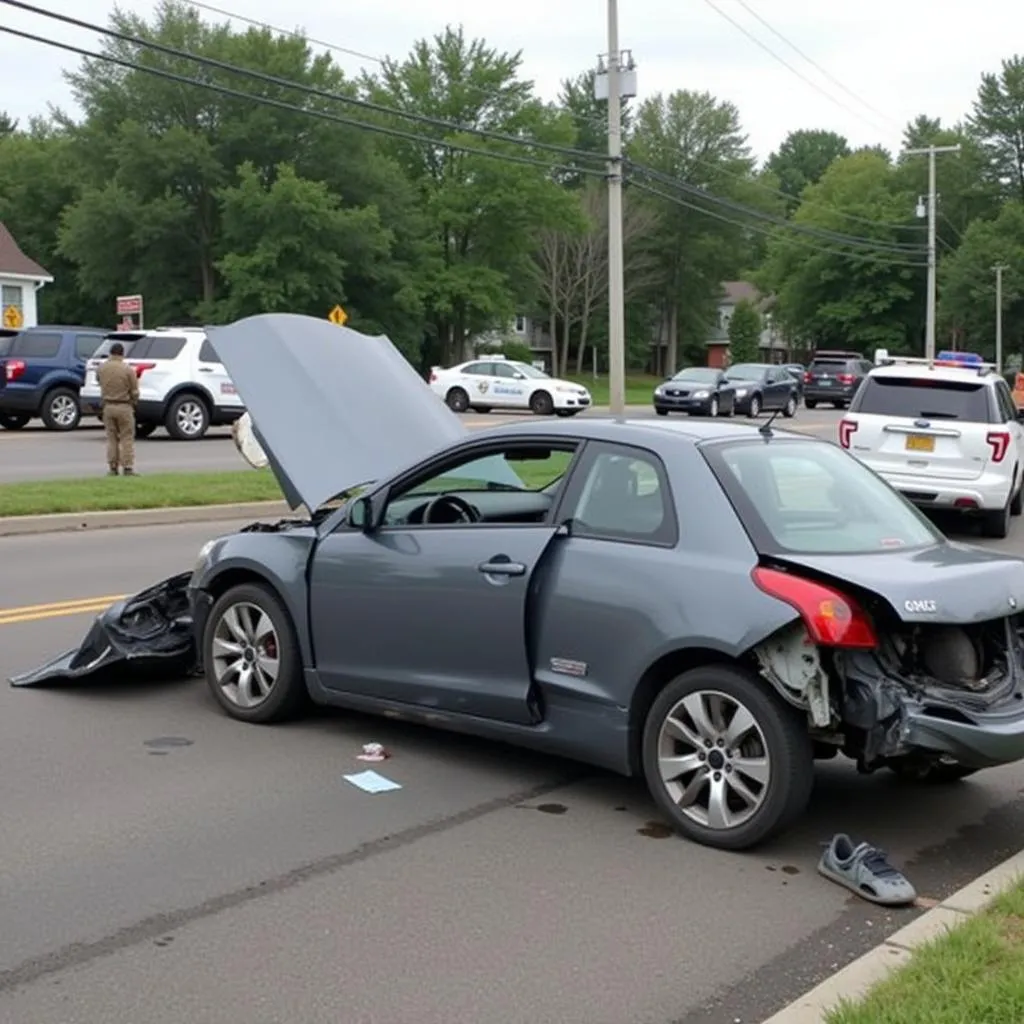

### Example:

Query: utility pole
xmin=905 ymin=144 xmax=960 ymax=361
xmin=994 ymin=263 xmax=1008 ymax=373
xmin=605 ymin=0 xmax=625 ymax=416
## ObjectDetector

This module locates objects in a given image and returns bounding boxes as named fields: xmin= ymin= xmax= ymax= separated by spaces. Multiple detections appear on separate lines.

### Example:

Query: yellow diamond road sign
xmin=2 ymin=304 xmax=23 ymax=329
xmin=328 ymin=304 xmax=348 ymax=326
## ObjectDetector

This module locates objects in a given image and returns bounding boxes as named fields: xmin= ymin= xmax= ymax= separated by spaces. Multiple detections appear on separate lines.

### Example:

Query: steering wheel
xmin=422 ymin=493 xmax=480 ymax=524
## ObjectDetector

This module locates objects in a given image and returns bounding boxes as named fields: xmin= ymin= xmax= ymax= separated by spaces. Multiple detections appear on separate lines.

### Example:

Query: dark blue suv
xmin=0 ymin=325 xmax=108 ymax=431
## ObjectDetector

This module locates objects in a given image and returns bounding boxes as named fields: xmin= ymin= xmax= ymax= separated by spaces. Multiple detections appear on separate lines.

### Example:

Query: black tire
xmin=641 ymin=664 xmax=814 ymax=851
xmin=136 ymin=422 xmax=157 ymax=439
xmin=804 ymin=399 xmax=817 ymax=410
xmin=529 ymin=390 xmax=554 ymax=416
xmin=165 ymin=393 xmax=210 ymax=440
xmin=445 ymin=387 xmax=469 ymax=413
xmin=747 ymin=394 xmax=761 ymax=418
xmin=202 ymin=582 xmax=308 ymax=724
xmin=40 ymin=387 xmax=81 ymax=431
xmin=555 ymin=409 xmax=579 ymax=417
xmin=0 ymin=412 xmax=29 ymax=430
xmin=782 ymin=394 xmax=797 ymax=419
xmin=887 ymin=758 xmax=980 ymax=784
xmin=655 ymin=408 xmax=669 ymax=416
xmin=475 ymin=406 xmax=492 ymax=414
xmin=709 ymin=396 xmax=719 ymax=418
xmin=1011 ymin=477 xmax=1022 ymax=516
xmin=981 ymin=496 xmax=1011 ymax=539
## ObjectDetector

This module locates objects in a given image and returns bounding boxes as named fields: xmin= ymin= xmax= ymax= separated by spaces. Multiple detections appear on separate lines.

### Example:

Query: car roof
xmin=478 ymin=416 xmax=821 ymax=449
xmin=868 ymin=362 xmax=997 ymax=385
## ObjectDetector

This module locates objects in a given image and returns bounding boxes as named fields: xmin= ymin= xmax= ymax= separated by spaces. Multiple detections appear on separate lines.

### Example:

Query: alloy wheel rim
xmin=52 ymin=395 xmax=77 ymax=426
xmin=211 ymin=601 xmax=281 ymax=708
xmin=656 ymin=688 xmax=771 ymax=830
xmin=710 ymin=398 xmax=719 ymax=417
xmin=177 ymin=401 xmax=206 ymax=435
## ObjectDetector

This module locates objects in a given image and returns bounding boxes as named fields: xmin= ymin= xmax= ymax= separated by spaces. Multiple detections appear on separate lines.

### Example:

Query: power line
xmin=0 ymin=23 xmax=608 ymax=180
xmin=698 ymin=0 xmax=891 ymax=137
xmin=630 ymin=164 xmax=926 ymax=253
xmin=727 ymin=0 xmax=902 ymax=131
xmin=1 ymin=0 xmax=605 ymax=166
xmin=627 ymin=177 xmax=928 ymax=268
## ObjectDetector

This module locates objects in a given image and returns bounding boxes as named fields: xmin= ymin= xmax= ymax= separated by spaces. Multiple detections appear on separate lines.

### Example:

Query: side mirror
xmin=513 ymin=372 xmax=526 ymax=380
xmin=349 ymin=495 xmax=376 ymax=532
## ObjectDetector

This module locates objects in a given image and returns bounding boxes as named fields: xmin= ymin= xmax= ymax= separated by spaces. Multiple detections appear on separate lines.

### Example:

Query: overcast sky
xmin=1 ymin=0 xmax=1020 ymax=162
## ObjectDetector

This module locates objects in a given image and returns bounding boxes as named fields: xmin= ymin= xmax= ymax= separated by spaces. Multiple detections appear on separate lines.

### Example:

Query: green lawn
xmin=826 ymin=877 xmax=1024 ymax=1024
xmin=567 ymin=374 xmax=660 ymax=406
xmin=0 ymin=458 xmax=572 ymax=517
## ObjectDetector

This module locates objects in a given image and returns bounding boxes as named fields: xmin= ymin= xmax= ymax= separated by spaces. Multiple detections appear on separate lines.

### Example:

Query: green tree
xmin=764 ymin=129 xmax=850 ymax=210
xmin=938 ymin=201 xmax=1024 ymax=355
xmin=968 ymin=55 xmax=1024 ymax=202
xmin=363 ymin=26 xmax=579 ymax=366
xmin=761 ymin=151 xmax=923 ymax=351
xmin=727 ymin=298 xmax=762 ymax=362
xmin=626 ymin=89 xmax=761 ymax=373
xmin=0 ymin=111 xmax=18 ymax=137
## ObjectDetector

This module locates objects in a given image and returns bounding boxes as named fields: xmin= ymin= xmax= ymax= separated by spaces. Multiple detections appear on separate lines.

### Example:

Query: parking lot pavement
xmin=3 ymin=517 xmax=1024 ymax=1022
xmin=0 ymin=407 xmax=843 ymax=483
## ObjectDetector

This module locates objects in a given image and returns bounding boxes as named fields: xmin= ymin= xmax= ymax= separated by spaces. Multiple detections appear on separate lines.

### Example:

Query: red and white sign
xmin=117 ymin=318 xmax=134 ymax=332
xmin=116 ymin=294 xmax=143 ymax=316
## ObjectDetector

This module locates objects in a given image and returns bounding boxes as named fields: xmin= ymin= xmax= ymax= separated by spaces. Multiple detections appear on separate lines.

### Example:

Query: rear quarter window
xmin=139 ymin=336 xmax=186 ymax=360
xmin=11 ymin=332 xmax=63 ymax=359
xmin=851 ymin=376 xmax=994 ymax=422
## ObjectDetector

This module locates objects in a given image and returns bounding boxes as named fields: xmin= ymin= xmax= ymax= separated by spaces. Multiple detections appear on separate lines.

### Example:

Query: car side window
xmin=492 ymin=362 xmax=518 ymax=379
xmin=996 ymin=381 xmax=1017 ymax=422
xmin=462 ymin=362 xmax=491 ymax=376
xmin=562 ymin=443 xmax=677 ymax=546
xmin=11 ymin=332 xmax=61 ymax=358
xmin=75 ymin=333 xmax=104 ymax=359
xmin=199 ymin=339 xmax=220 ymax=363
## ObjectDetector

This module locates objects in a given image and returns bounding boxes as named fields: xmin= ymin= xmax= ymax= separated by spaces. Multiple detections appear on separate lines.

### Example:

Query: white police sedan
xmin=429 ymin=357 xmax=592 ymax=416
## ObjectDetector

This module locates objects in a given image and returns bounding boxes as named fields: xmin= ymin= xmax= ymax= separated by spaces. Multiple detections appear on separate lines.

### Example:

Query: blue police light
xmin=936 ymin=350 xmax=983 ymax=366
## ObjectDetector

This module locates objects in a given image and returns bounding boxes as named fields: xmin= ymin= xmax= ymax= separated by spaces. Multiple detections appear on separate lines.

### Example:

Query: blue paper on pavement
xmin=343 ymin=770 xmax=403 ymax=794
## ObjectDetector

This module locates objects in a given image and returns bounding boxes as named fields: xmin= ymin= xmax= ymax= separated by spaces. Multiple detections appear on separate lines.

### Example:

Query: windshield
xmin=852 ymin=376 xmax=992 ymax=421
xmin=724 ymin=364 xmax=766 ymax=381
xmin=512 ymin=363 xmax=550 ymax=379
xmin=671 ymin=368 xmax=719 ymax=383
xmin=706 ymin=439 xmax=941 ymax=554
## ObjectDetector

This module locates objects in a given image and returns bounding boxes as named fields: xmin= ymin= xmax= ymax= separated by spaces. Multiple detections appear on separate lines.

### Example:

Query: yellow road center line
xmin=0 ymin=594 xmax=127 ymax=616
xmin=0 ymin=602 xmax=121 ymax=626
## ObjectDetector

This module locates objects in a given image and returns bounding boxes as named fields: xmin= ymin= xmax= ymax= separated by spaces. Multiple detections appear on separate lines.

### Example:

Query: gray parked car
xmin=186 ymin=314 xmax=1024 ymax=851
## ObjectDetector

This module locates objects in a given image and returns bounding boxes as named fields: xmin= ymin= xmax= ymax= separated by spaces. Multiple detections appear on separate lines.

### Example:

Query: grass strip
xmin=826 ymin=877 xmax=1024 ymax=1024
xmin=567 ymin=374 xmax=661 ymax=406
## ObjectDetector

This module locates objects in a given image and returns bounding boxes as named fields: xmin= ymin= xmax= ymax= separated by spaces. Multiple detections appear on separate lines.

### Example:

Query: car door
xmin=307 ymin=439 xmax=583 ymax=724
xmin=761 ymin=367 xmax=782 ymax=408
xmin=459 ymin=361 xmax=496 ymax=406
xmin=489 ymin=361 xmax=529 ymax=408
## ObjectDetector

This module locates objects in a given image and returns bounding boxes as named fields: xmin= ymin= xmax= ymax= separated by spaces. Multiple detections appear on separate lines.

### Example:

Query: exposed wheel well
xmin=627 ymin=647 xmax=736 ymax=774
xmin=205 ymin=567 xmax=281 ymax=604
xmin=168 ymin=386 xmax=212 ymax=411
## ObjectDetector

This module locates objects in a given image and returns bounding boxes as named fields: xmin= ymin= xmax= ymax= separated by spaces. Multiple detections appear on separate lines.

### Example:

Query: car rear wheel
xmin=203 ymin=582 xmax=307 ymax=724
xmin=0 ymin=412 xmax=30 ymax=430
xmin=165 ymin=394 xmax=210 ymax=440
xmin=709 ymin=397 xmax=719 ymax=418
xmin=804 ymin=399 xmax=817 ymax=410
xmin=981 ymin=496 xmax=1011 ymax=539
xmin=782 ymin=395 xmax=797 ymax=418
xmin=445 ymin=387 xmax=469 ymax=413
xmin=136 ymin=422 xmax=157 ymax=439
xmin=747 ymin=395 xmax=761 ymax=418
xmin=530 ymin=390 xmax=554 ymax=416
xmin=641 ymin=665 xmax=814 ymax=850
xmin=41 ymin=387 xmax=81 ymax=431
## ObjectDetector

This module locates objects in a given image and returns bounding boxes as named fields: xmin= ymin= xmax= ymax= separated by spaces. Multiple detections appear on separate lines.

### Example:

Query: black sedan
xmin=653 ymin=367 xmax=736 ymax=417
xmin=723 ymin=363 xmax=800 ymax=418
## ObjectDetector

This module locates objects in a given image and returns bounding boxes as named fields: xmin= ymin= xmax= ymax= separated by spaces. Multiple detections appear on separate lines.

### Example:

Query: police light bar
xmin=935 ymin=350 xmax=983 ymax=366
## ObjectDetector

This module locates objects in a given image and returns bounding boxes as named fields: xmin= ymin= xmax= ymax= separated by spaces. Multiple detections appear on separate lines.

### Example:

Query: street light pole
xmin=606 ymin=0 xmax=626 ymax=416
xmin=904 ymin=144 xmax=960 ymax=362
xmin=994 ymin=263 xmax=1008 ymax=373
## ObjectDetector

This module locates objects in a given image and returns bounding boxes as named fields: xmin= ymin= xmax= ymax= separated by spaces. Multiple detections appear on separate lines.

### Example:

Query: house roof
xmin=0 ymin=222 xmax=51 ymax=280
xmin=720 ymin=280 xmax=775 ymax=312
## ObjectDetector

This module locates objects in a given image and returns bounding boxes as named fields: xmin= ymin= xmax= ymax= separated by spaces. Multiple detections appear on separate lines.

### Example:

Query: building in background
xmin=0 ymin=222 xmax=52 ymax=330
xmin=705 ymin=281 xmax=788 ymax=368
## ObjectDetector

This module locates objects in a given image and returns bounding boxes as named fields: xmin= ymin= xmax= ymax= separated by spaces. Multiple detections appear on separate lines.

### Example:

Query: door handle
xmin=478 ymin=559 xmax=526 ymax=577
xmin=198 ymin=367 xmax=214 ymax=373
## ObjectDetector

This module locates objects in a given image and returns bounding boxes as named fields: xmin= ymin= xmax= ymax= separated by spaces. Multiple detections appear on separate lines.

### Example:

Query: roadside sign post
xmin=116 ymin=294 xmax=144 ymax=331
xmin=2 ymin=304 xmax=23 ymax=329
xmin=328 ymin=304 xmax=348 ymax=327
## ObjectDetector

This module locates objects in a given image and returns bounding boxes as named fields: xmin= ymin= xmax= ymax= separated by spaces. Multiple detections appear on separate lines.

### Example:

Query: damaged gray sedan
xmin=21 ymin=314 xmax=1024 ymax=851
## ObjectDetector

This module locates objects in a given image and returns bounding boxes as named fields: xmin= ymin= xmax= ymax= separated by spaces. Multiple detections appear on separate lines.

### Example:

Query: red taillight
xmin=838 ymin=418 xmax=858 ymax=448
xmin=131 ymin=361 xmax=156 ymax=378
xmin=803 ymin=371 xmax=812 ymax=383
xmin=837 ymin=373 xmax=855 ymax=385
xmin=986 ymin=431 xmax=1011 ymax=463
xmin=5 ymin=359 xmax=25 ymax=381
xmin=753 ymin=567 xmax=877 ymax=649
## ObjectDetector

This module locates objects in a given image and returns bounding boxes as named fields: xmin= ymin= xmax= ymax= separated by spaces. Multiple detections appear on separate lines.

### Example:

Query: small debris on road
xmin=343 ymin=770 xmax=402 ymax=794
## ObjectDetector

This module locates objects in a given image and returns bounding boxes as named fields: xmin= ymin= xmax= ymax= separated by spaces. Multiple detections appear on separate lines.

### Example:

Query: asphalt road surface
xmin=0 ymin=407 xmax=844 ymax=483
xmin=3 ymin=517 xmax=1024 ymax=1023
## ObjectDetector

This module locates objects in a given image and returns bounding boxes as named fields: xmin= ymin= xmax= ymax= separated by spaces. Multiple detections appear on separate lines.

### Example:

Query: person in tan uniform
xmin=96 ymin=341 xmax=140 ymax=476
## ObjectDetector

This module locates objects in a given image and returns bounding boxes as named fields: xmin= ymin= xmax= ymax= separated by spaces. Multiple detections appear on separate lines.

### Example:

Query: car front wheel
xmin=641 ymin=664 xmax=814 ymax=850
xmin=747 ymin=395 xmax=761 ymax=418
xmin=0 ymin=412 xmax=30 ymax=430
xmin=203 ymin=582 xmax=308 ymax=724
xmin=782 ymin=395 xmax=797 ymax=418
xmin=530 ymin=390 xmax=554 ymax=415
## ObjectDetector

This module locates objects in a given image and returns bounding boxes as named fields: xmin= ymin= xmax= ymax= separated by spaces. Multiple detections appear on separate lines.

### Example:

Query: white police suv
xmin=429 ymin=357 xmax=591 ymax=416
xmin=839 ymin=351 xmax=1024 ymax=538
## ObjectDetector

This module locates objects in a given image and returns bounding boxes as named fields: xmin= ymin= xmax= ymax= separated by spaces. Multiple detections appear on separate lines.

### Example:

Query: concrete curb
xmin=760 ymin=848 xmax=1024 ymax=1023
xmin=0 ymin=501 xmax=291 ymax=538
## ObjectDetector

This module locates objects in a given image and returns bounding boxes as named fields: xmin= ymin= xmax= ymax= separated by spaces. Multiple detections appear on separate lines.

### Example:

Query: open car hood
xmin=207 ymin=314 xmax=469 ymax=512
xmin=775 ymin=542 xmax=1024 ymax=625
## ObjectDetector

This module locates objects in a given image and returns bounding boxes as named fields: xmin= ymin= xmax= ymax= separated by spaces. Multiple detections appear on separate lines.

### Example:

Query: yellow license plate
xmin=905 ymin=434 xmax=935 ymax=453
